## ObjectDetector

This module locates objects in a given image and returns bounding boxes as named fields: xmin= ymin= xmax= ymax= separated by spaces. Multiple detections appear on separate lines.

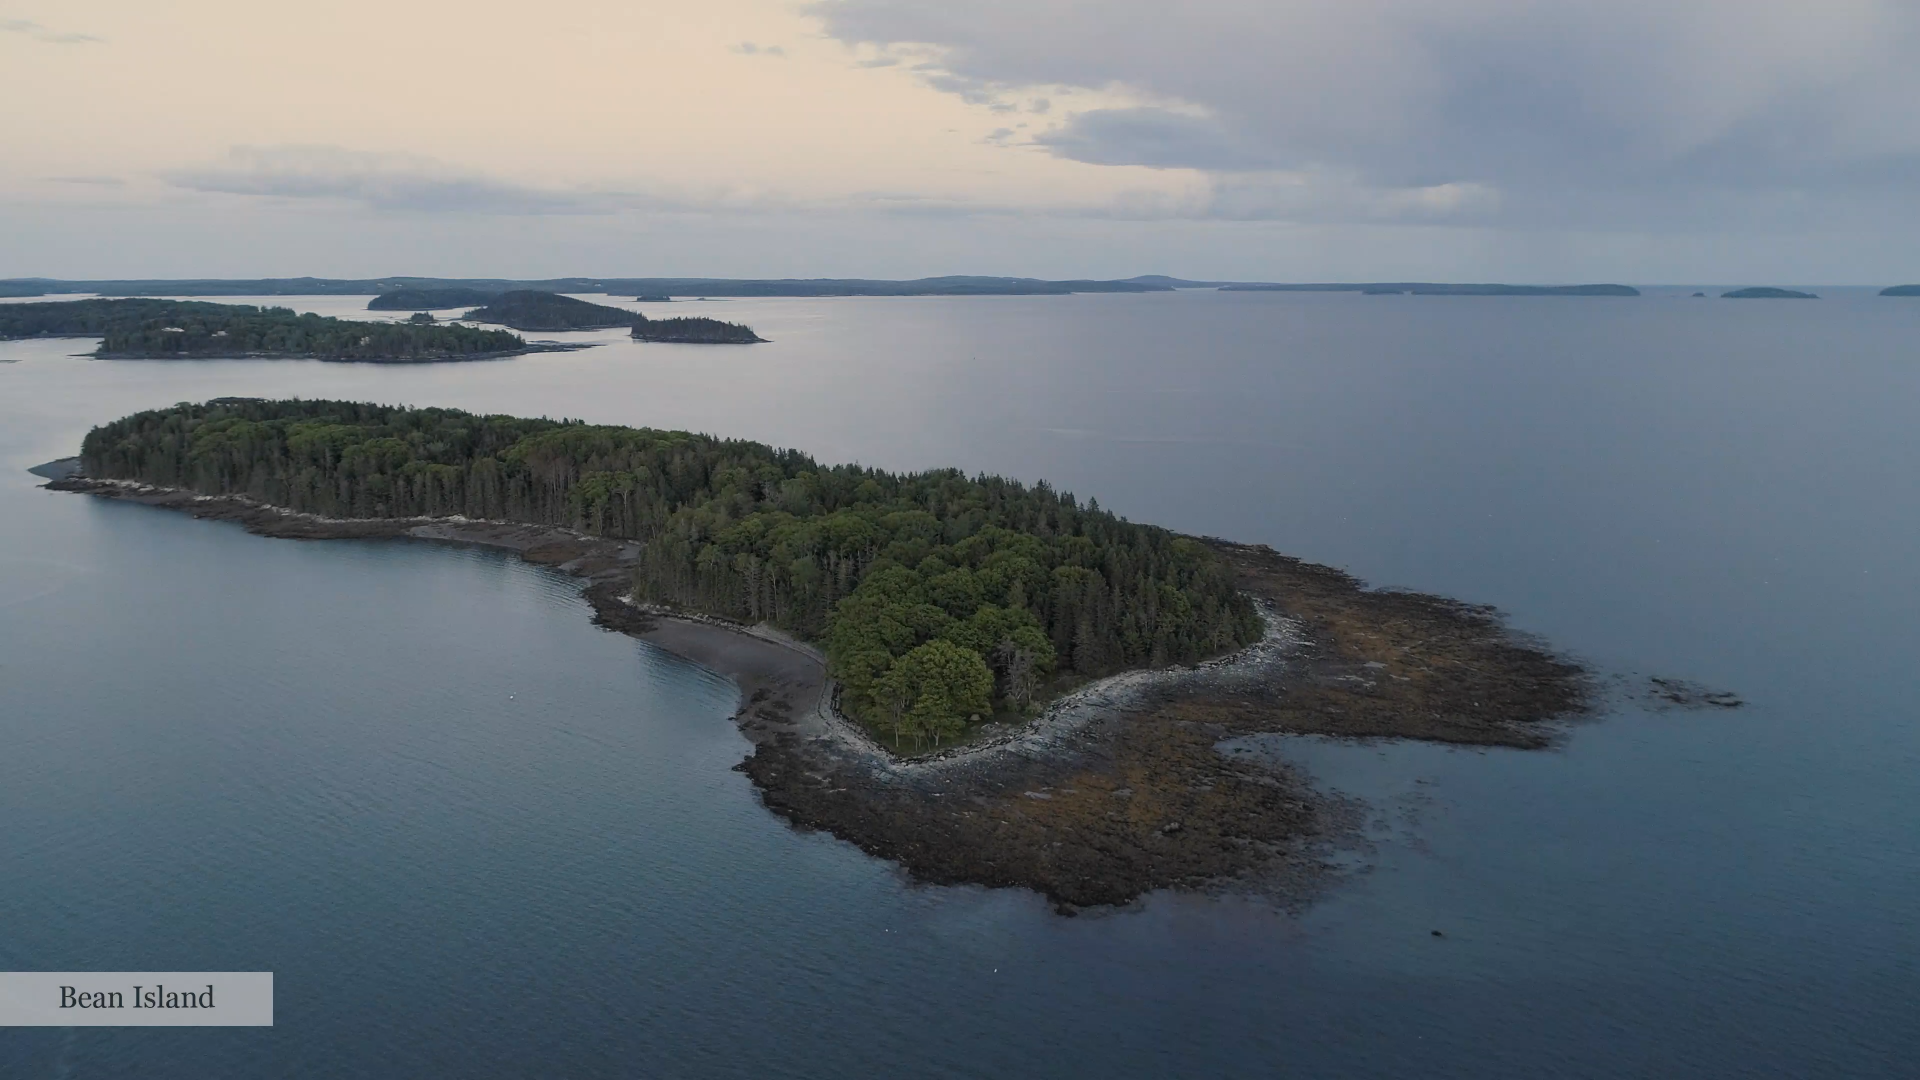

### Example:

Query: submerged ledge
xmin=46 ymin=473 xmax=1598 ymax=910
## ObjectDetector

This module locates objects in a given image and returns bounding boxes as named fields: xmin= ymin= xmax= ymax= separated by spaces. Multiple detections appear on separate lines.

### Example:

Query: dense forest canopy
xmin=462 ymin=290 xmax=764 ymax=342
xmin=632 ymin=315 xmax=764 ymax=344
xmin=463 ymin=291 xmax=640 ymax=330
xmin=83 ymin=400 xmax=1261 ymax=746
xmin=0 ymin=298 xmax=523 ymax=359
xmin=1 ymin=298 xmax=203 ymax=338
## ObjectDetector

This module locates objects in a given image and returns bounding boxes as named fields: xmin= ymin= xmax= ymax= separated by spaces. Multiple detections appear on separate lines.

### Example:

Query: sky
xmin=4 ymin=0 xmax=1918 ymax=283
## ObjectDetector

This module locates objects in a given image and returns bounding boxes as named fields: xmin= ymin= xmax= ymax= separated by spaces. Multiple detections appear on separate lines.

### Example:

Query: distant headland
xmin=463 ymin=290 xmax=763 ymax=342
xmin=463 ymin=291 xmax=642 ymax=331
xmin=5 ymin=275 xmax=1918 ymax=302
xmin=1722 ymin=287 xmax=1818 ymax=299
xmin=2 ymin=274 xmax=1633 ymax=300
xmin=0 ymin=298 xmax=537 ymax=361
xmin=0 ymin=275 xmax=1183 ymax=299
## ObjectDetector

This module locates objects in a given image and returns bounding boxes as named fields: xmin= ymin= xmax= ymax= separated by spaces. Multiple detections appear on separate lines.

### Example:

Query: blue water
xmin=2 ymin=289 xmax=1916 ymax=1077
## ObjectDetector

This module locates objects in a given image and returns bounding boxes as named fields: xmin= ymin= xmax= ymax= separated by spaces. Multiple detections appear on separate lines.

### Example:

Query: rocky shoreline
xmin=43 ymin=468 xmax=1599 ymax=910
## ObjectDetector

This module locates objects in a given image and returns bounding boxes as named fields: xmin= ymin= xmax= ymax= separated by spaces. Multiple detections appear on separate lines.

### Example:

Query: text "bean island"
xmin=62 ymin=984 xmax=216 ymax=1010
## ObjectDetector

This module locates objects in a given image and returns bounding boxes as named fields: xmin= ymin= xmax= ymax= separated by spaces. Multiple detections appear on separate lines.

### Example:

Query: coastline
xmin=0 ymin=340 xmax=599 ymax=363
xmin=41 ymin=469 xmax=1595 ymax=910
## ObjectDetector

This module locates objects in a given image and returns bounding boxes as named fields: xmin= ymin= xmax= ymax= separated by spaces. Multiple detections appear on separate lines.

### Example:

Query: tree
xmin=81 ymin=398 xmax=1266 ymax=750
xmin=880 ymin=640 xmax=993 ymax=748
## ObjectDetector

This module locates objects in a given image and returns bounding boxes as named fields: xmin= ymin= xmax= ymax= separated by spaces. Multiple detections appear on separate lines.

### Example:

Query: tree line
xmin=0 ymin=298 xmax=523 ymax=359
xmin=82 ymin=400 xmax=1262 ymax=747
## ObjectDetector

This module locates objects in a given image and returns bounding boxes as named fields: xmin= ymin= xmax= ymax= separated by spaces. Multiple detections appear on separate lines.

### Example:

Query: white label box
xmin=0 ymin=973 xmax=273 ymax=1026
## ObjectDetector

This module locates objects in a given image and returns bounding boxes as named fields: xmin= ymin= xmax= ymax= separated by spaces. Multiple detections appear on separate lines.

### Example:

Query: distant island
xmin=1722 ymin=287 xmax=1818 ymax=299
xmin=367 ymin=287 xmax=497 ymax=310
xmin=1222 ymin=282 xmax=1641 ymax=297
xmin=47 ymin=398 xmax=1598 ymax=909
xmin=633 ymin=295 xmax=672 ymax=303
xmin=632 ymin=314 xmax=763 ymax=344
xmin=466 ymin=290 xmax=764 ymax=342
xmin=0 ymin=298 xmax=529 ymax=361
xmin=1880 ymin=285 xmax=1920 ymax=297
xmin=463 ymin=291 xmax=640 ymax=330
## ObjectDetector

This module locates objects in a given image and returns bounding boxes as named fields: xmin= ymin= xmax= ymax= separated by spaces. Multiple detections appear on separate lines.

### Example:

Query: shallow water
xmin=2 ymin=289 xmax=1916 ymax=1077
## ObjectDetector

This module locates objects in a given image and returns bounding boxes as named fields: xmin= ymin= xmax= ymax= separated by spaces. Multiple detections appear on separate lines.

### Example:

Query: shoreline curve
xmin=42 ymin=471 xmax=1595 ymax=910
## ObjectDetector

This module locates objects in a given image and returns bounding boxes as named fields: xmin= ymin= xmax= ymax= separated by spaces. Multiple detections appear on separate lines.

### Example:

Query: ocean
xmin=2 ymin=288 xmax=1916 ymax=1077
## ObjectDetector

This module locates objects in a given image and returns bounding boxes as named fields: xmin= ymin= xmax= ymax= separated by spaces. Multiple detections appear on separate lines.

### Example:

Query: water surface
xmin=2 ymin=289 xmax=1916 ymax=1077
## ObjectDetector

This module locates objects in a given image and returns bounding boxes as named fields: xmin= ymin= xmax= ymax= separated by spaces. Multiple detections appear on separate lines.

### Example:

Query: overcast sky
xmin=4 ymin=0 xmax=1917 ymax=282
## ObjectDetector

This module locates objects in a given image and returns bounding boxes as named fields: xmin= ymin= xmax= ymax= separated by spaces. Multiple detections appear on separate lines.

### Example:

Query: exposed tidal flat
xmin=4 ymin=288 xmax=1919 ymax=1078
xmin=44 ymin=457 xmax=1593 ymax=908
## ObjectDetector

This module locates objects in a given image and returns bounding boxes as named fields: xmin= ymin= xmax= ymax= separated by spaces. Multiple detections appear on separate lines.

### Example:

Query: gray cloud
xmin=1036 ymin=108 xmax=1285 ymax=171
xmin=166 ymin=146 xmax=619 ymax=215
xmin=813 ymin=0 xmax=1920 ymax=229
xmin=733 ymin=41 xmax=787 ymax=57
xmin=2 ymin=17 xmax=101 ymax=44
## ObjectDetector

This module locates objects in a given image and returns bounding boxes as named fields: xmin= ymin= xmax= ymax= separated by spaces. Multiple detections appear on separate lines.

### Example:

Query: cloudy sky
xmin=4 ymin=0 xmax=1917 ymax=282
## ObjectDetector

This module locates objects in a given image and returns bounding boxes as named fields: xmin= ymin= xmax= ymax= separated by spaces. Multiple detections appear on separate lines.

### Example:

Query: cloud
xmin=2 ymin=17 xmax=101 ymax=44
xmin=811 ymin=0 xmax=1920 ymax=229
xmin=1036 ymin=108 xmax=1285 ymax=171
xmin=732 ymin=41 xmax=787 ymax=57
xmin=165 ymin=146 xmax=621 ymax=215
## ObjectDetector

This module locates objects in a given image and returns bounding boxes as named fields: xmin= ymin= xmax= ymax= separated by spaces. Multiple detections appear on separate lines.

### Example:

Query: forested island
xmin=1723 ymin=287 xmax=1818 ymax=299
xmin=463 ymin=291 xmax=641 ymax=330
xmin=368 ymin=287 xmax=497 ymax=310
xmin=0 ymin=298 xmax=526 ymax=360
xmin=1880 ymin=285 xmax=1920 ymax=297
xmin=77 ymin=400 xmax=1254 ymax=745
xmin=464 ymin=290 xmax=764 ymax=342
xmin=632 ymin=315 xmax=764 ymax=344
xmin=50 ymin=399 xmax=1610 ymax=907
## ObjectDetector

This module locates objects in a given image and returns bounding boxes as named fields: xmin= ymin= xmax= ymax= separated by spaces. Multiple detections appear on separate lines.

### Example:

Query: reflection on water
xmin=2 ymin=290 xmax=1917 ymax=1078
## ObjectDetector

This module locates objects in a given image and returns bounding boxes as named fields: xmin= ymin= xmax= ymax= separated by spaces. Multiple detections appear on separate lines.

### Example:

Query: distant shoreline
xmin=1 ymin=338 xmax=597 ymax=363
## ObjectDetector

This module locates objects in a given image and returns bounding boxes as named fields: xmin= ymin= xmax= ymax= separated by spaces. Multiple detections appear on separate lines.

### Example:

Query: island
xmin=1722 ymin=287 xmax=1818 ymax=299
xmin=367 ymin=287 xmax=497 ymax=311
xmin=45 ymin=398 xmax=1605 ymax=910
xmin=464 ymin=290 xmax=765 ymax=342
xmin=0 ymin=298 xmax=532 ymax=361
xmin=1880 ymin=285 xmax=1920 ymax=297
xmin=634 ymin=295 xmax=673 ymax=303
xmin=632 ymin=313 xmax=764 ymax=344
xmin=463 ymin=290 xmax=649 ymax=330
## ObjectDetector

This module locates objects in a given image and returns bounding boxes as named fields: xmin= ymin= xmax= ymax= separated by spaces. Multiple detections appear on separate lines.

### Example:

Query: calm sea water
xmin=2 ymin=289 xmax=1916 ymax=1077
